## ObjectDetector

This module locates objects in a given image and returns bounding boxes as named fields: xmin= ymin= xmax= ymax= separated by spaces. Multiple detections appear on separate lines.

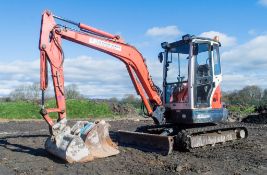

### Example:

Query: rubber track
xmin=175 ymin=122 xmax=248 ymax=151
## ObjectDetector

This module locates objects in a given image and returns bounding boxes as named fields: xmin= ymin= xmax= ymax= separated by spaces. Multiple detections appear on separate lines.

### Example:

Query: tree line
xmin=2 ymin=83 xmax=267 ymax=108
xmin=1 ymin=83 xmax=81 ymax=102
xmin=223 ymin=85 xmax=267 ymax=107
xmin=2 ymin=83 xmax=140 ymax=106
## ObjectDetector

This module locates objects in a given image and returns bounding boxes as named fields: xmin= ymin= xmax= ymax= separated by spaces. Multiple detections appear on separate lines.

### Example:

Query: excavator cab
xmin=160 ymin=35 xmax=227 ymax=124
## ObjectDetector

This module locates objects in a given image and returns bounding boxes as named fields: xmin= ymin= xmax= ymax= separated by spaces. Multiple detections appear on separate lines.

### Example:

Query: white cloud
xmin=146 ymin=26 xmax=181 ymax=37
xmin=1 ymin=34 xmax=267 ymax=98
xmin=258 ymin=0 xmax=267 ymax=6
xmin=221 ymin=34 xmax=267 ymax=90
xmin=222 ymin=73 xmax=267 ymax=91
xmin=222 ymin=35 xmax=267 ymax=68
xmin=0 ymin=59 xmax=39 ymax=96
xmin=0 ymin=56 xmax=163 ymax=99
xmin=62 ymin=56 xmax=136 ymax=98
xmin=200 ymin=31 xmax=237 ymax=47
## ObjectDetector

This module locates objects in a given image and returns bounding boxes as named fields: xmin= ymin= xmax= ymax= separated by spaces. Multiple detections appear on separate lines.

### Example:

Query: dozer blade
xmin=45 ymin=120 xmax=119 ymax=163
xmin=117 ymin=130 xmax=174 ymax=155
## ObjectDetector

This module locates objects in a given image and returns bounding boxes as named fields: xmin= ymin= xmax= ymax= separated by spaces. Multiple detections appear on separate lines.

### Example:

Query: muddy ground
xmin=0 ymin=117 xmax=266 ymax=175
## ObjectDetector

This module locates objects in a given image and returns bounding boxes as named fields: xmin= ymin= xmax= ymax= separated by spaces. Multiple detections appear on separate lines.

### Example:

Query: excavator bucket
xmin=45 ymin=120 xmax=119 ymax=163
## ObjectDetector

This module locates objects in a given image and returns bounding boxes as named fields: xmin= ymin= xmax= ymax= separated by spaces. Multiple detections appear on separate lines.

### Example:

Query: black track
xmin=135 ymin=122 xmax=248 ymax=151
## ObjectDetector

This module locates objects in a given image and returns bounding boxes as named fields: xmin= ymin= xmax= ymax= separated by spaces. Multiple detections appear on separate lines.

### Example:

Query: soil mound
xmin=242 ymin=114 xmax=267 ymax=124
xmin=110 ymin=103 xmax=137 ymax=116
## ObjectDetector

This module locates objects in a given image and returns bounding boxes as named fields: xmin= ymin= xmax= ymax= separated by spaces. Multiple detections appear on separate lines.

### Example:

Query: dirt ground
xmin=0 ymin=117 xmax=266 ymax=175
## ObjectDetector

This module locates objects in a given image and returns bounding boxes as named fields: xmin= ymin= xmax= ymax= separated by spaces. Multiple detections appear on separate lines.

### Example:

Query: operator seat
xmin=170 ymin=83 xmax=188 ymax=103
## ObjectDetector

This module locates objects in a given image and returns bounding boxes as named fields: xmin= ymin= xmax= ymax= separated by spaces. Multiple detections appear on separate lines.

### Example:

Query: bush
xmin=65 ymin=84 xmax=82 ymax=99
xmin=9 ymin=83 xmax=39 ymax=101
xmin=228 ymin=105 xmax=255 ymax=117
xmin=223 ymin=85 xmax=264 ymax=106
xmin=120 ymin=94 xmax=141 ymax=109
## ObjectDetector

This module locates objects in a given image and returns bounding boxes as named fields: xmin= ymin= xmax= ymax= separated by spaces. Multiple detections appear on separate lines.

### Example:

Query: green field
xmin=0 ymin=99 xmax=115 ymax=119
xmin=0 ymin=99 xmax=256 ymax=120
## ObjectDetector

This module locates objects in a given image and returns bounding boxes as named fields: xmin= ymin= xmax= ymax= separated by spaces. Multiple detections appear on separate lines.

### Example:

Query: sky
xmin=0 ymin=0 xmax=267 ymax=98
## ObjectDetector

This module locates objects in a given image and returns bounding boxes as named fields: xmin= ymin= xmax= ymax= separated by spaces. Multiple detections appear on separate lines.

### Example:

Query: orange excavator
xmin=39 ymin=10 xmax=248 ymax=162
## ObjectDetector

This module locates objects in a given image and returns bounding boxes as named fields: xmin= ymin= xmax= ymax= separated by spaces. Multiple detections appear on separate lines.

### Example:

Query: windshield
xmin=165 ymin=44 xmax=189 ymax=103
xmin=166 ymin=42 xmax=190 ymax=84
xmin=166 ymin=52 xmax=188 ymax=84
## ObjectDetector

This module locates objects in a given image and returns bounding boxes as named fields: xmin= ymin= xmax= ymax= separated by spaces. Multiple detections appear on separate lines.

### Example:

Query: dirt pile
xmin=242 ymin=114 xmax=267 ymax=124
xmin=109 ymin=103 xmax=138 ymax=116
xmin=90 ymin=99 xmax=139 ymax=116
xmin=255 ymin=105 xmax=267 ymax=114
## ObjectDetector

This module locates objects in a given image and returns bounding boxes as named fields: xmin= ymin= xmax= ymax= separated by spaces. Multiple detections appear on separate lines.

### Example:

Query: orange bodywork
xmin=211 ymin=86 xmax=222 ymax=109
xmin=39 ymin=10 xmax=162 ymax=126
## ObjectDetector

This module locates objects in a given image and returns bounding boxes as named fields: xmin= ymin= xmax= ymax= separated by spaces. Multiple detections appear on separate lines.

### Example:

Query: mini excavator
xmin=39 ymin=10 xmax=248 ymax=162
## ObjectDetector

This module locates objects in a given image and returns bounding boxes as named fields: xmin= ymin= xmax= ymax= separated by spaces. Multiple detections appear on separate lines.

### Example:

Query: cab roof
xmin=161 ymin=34 xmax=221 ymax=54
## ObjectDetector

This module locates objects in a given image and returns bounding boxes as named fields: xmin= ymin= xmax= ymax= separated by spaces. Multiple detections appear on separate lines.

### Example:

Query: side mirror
xmin=158 ymin=52 xmax=164 ymax=63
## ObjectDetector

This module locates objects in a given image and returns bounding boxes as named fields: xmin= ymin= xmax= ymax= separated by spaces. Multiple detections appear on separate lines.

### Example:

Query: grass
xmin=0 ymin=99 xmax=115 ymax=119
xmin=63 ymin=99 xmax=113 ymax=119
xmin=0 ymin=99 xmax=256 ymax=120
xmin=0 ymin=101 xmax=40 ymax=119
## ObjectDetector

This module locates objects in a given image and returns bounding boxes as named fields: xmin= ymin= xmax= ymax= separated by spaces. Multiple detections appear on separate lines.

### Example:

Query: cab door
xmin=194 ymin=42 xmax=214 ymax=108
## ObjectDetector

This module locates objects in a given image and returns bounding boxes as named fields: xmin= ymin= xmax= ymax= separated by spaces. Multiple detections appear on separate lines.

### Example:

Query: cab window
xmin=213 ymin=44 xmax=221 ymax=75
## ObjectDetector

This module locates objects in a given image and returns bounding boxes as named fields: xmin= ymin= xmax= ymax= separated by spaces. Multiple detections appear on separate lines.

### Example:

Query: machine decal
xmin=196 ymin=114 xmax=210 ymax=119
xmin=89 ymin=38 xmax=122 ymax=51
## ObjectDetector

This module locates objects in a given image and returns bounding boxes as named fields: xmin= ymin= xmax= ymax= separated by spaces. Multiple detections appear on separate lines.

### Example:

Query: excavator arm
xmin=39 ymin=10 xmax=163 ymax=127
xmin=39 ymin=10 xmax=246 ymax=160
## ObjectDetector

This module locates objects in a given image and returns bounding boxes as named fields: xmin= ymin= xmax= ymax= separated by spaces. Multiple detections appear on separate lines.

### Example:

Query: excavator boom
xmin=39 ymin=10 xmax=165 ymax=163
xmin=39 ymin=10 xmax=162 ymax=126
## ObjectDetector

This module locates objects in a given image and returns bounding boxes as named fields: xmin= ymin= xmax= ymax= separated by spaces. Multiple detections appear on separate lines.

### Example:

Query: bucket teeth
xmin=45 ymin=120 xmax=119 ymax=163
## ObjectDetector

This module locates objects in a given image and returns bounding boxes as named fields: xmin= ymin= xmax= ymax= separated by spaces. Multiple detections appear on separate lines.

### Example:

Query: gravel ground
xmin=0 ymin=117 xmax=266 ymax=175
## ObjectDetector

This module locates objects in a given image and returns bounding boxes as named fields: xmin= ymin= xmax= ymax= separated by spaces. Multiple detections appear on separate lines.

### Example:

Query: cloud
xmin=221 ymin=34 xmax=267 ymax=90
xmin=0 ymin=59 xmax=39 ymax=96
xmin=258 ymin=0 xmax=267 ymax=6
xmin=62 ymin=56 xmax=138 ymax=98
xmin=1 ymin=34 xmax=267 ymax=98
xmin=146 ymin=26 xmax=181 ymax=37
xmin=138 ymin=26 xmax=181 ymax=48
xmin=222 ymin=35 xmax=267 ymax=69
xmin=0 ymin=56 xmax=163 ymax=99
xmin=200 ymin=31 xmax=237 ymax=47
xmin=222 ymin=73 xmax=267 ymax=91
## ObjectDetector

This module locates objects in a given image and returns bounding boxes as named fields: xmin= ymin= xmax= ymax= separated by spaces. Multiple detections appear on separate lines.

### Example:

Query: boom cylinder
xmin=79 ymin=23 xmax=119 ymax=39
xmin=53 ymin=14 xmax=119 ymax=40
